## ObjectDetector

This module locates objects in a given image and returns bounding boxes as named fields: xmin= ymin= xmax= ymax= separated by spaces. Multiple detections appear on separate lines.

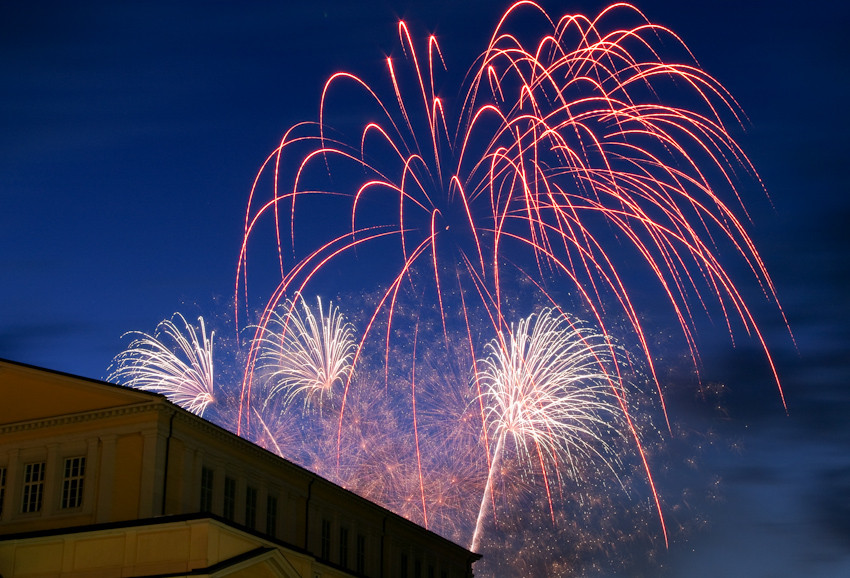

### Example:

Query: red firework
xmin=235 ymin=1 xmax=789 ymax=552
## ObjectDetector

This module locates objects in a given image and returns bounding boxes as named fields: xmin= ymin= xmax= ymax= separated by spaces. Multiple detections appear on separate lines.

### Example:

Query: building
xmin=0 ymin=359 xmax=480 ymax=577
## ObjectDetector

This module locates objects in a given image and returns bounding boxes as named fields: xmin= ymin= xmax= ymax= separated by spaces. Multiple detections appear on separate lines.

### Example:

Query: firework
xmin=108 ymin=313 xmax=215 ymax=416
xmin=254 ymin=293 xmax=356 ymax=412
xmin=470 ymin=308 xmax=628 ymax=551
xmin=236 ymin=1 xmax=786 ymax=431
xmin=112 ymin=2 xmax=788 ymax=572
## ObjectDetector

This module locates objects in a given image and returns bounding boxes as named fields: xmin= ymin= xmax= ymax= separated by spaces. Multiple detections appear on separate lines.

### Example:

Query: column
xmin=43 ymin=443 xmax=59 ymax=516
xmin=139 ymin=429 xmax=165 ymax=517
xmin=96 ymin=435 xmax=117 ymax=523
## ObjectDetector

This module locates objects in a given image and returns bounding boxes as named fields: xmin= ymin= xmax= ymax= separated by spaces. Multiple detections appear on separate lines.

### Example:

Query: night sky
xmin=2 ymin=1 xmax=849 ymax=576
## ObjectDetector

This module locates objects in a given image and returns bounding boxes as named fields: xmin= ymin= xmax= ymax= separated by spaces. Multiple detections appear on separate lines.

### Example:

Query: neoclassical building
xmin=0 ymin=359 xmax=479 ymax=577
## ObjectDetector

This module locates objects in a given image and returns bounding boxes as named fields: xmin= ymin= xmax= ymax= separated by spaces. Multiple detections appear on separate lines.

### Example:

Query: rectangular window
xmin=22 ymin=462 xmax=45 ymax=513
xmin=0 ymin=466 xmax=6 ymax=517
xmin=441 ymin=570 xmax=447 ymax=578
xmin=266 ymin=495 xmax=278 ymax=537
xmin=320 ymin=518 xmax=331 ymax=560
xmin=223 ymin=476 xmax=236 ymax=520
xmin=401 ymin=553 xmax=409 ymax=578
xmin=414 ymin=559 xmax=422 ymax=578
xmin=356 ymin=533 xmax=366 ymax=574
xmin=428 ymin=564 xmax=435 ymax=578
xmin=339 ymin=526 xmax=349 ymax=568
xmin=61 ymin=456 xmax=86 ymax=509
xmin=245 ymin=486 xmax=257 ymax=529
xmin=200 ymin=467 xmax=214 ymax=512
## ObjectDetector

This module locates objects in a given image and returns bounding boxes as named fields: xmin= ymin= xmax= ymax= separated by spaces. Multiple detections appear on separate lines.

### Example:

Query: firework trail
xmin=107 ymin=313 xmax=215 ymax=416
xmin=235 ymin=0 xmax=787 ymax=437
xmin=254 ymin=293 xmax=356 ymax=412
xmin=470 ymin=308 xmax=627 ymax=551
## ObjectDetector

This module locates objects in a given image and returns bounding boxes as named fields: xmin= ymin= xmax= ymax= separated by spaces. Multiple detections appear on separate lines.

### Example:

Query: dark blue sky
xmin=2 ymin=1 xmax=849 ymax=575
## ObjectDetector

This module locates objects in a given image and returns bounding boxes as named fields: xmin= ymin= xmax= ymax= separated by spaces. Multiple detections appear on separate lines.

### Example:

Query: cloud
xmin=814 ymin=466 xmax=850 ymax=548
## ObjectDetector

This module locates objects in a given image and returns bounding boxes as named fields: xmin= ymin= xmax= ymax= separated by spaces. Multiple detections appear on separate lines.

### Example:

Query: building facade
xmin=0 ymin=359 xmax=479 ymax=577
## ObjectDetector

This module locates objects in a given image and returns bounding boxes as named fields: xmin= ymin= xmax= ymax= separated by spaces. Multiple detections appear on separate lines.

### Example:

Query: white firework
xmin=256 ymin=294 xmax=356 ymax=411
xmin=108 ymin=313 xmax=215 ymax=416
xmin=471 ymin=308 xmax=626 ymax=551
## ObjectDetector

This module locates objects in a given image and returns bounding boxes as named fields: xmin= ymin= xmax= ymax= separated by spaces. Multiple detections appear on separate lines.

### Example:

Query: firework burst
xmin=255 ymin=293 xmax=356 ymax=412
xmin=471 ymin=308 xmax=628 ymax=551
xmin=108 ymin=313 xmax=215 ymax=416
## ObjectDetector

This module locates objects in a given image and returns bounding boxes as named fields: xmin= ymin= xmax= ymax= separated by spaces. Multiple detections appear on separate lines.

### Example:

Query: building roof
xmin=0 ymin=357 xmax=481 ymax=562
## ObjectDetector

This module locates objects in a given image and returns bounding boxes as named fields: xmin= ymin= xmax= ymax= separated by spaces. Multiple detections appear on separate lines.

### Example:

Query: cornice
xmin=0 ymin=401 xmax=167 ymax=435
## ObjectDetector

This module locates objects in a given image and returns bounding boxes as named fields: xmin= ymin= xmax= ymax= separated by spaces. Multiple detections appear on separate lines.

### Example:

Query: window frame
xmin=200 ymin=466 xmax=214 ymax=512
xmin=245 ymin=485 xmax=257 ymax=529
xmin=60 ymin=456 xmax=86 ymax=510
xmin=0 ymin=466 xmax=6 ymax=518
xmin=339 ymin=525 xmax=349 ymax=568
xmin=320 ymin=518 xmax=331 ymax=560
xmin=223 ymin=476 xmax=236 ymax=520
xmin=356 ymin=533 xmax=366 ymax=574
xmin=21 ymin=461 xmax=46 ymax=514
xmin=265 ymin=494 xmax=278 ymax=538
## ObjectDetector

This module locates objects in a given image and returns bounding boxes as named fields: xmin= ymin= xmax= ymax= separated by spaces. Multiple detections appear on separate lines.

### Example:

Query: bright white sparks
xmin=471 ymin=308 xmax=627 ymax=551
xmin=256 ymin=293 xmax=356 ymax=411
xmin=108 ymin=313 xmax=215 ymax=416
xmin=479 ymin=309 xmax=625 ymax=465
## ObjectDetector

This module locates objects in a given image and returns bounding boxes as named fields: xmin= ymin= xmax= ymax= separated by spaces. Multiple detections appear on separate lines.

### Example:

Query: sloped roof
xmin=0 ymin=358 xmax=162 ymax=425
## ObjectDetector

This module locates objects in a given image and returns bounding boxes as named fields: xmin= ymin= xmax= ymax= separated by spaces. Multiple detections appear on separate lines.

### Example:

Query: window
xmin=339 ymin=526 xmax=349 ymax=568
xmin=245 ymin=486 xmax=257 ymax=529
xmin=320 ymin=518 xmax=331 ymax=560
xmin=223 ymin=476 xmax=236 ymax=520
xmin=0 ymin=466 xmax=6 ymax=517
xmin=61 ymin=456 xmax=86 ymax=509
xmin=356 ymin=533 xmax=366 ymax=574
xmin=415 ymin=559 xmax=422 ymax=578
xmin=200 ymin=467 xmax=214 ymax=512
xmin=22 ymin=462 xmax=45 ymax=513
xmin=266 ymin=495 xmax=278 ymax=537
xmin=401 ymin=553 xmax=409 ymax=578
xmin=428 ymin=564 xmax=435 ymax=578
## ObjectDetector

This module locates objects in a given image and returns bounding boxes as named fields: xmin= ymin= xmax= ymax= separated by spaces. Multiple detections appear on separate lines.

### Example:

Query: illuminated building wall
xmin=0 ymin=359 xmax=479 ymax=577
